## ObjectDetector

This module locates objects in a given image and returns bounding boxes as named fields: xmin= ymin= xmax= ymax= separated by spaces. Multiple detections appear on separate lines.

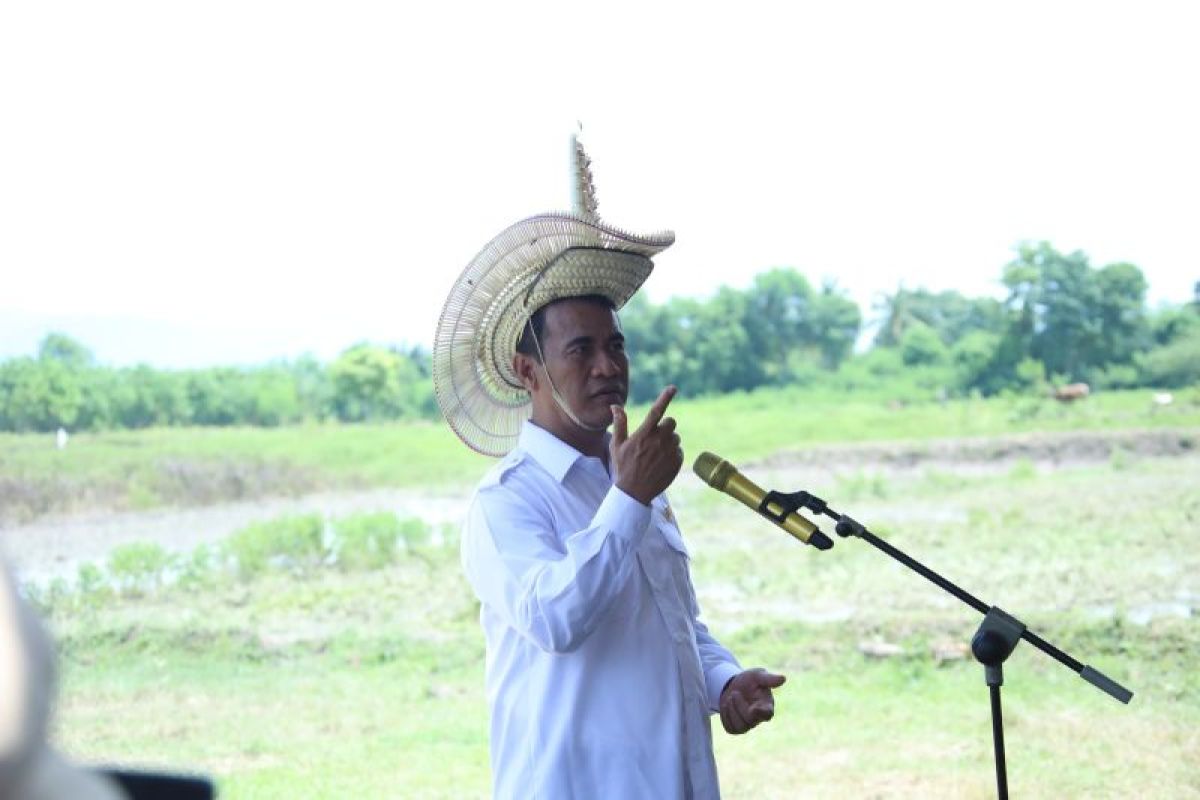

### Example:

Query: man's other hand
xmin=719 ymin=668 xmax=786 ymax=735
xmin=610 ymin=386 xmax=683 ymax=505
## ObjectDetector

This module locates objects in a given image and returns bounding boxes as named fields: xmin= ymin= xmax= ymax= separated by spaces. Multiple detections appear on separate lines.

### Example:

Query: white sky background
xmin=1 ymin=1 xmax=1197 ymax=367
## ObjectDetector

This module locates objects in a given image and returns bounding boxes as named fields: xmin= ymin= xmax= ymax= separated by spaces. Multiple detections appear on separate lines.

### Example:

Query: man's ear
xmin=512 ymin=353 xmax=539 ymax=393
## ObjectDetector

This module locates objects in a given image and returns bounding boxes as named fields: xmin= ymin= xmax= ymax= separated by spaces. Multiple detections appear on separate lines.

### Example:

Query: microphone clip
xmin=760 ymin=488 xmax=862 ymax=540
xmin=756 ymin=489 xmax=835 ymax=550
xmin=758 ymin=489 xmax=828 ymax=522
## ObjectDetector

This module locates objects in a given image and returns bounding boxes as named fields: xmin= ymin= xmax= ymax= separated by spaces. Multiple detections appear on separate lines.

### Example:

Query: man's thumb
xmin=610 ymin=405 xmax=627 ymax=444
xmin=758 ymin=671 xmax=787 ymax=689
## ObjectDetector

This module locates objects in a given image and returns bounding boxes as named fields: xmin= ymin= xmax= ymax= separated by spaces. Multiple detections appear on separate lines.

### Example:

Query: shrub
xmin=1090 ymin=363 xmax=1141 ymax=390
xmin=108 ymin=541 xmax=173 ymax=594
xmin=226 ymin=513 xmax=325 ymax=578
xmin=178 ymin=543 xmax=216 ymax=588
xmin=1138 ymin=331 xmax=1200 ymax=388
xmin=76 ymin=561 xmax=108 ymax=595
xmin=900 ymin=322 xmax=948 ymax=366
xmin=398 ymin=517 xmax=432 ymax=550
xmin=335 ymin=512 xmax=402 ymax=570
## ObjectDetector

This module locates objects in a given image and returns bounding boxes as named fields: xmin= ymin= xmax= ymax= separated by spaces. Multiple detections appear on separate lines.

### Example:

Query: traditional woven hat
xmin=433 ymin=135 xmax=675 ymax=456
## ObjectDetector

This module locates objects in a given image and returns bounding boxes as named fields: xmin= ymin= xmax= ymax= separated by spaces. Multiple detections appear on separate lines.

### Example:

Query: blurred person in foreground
xmin=0 ymin=562 xmax=125 ymax=800
xmin=431 ymin=136 xmax=785 ymax=799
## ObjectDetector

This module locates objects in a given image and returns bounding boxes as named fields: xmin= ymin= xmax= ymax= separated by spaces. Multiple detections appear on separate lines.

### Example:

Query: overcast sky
xmin=2 ymin=1 xmax=1197 ymax=367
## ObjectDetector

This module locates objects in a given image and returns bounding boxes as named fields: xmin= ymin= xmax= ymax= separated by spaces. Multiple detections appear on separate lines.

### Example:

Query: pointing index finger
xmin=639 ymin=385 xmax=677 ymax=433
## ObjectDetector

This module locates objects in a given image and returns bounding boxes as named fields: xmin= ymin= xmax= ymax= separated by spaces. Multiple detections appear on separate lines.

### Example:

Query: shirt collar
xmin=518 ymin=421 xmax=610 ymax=484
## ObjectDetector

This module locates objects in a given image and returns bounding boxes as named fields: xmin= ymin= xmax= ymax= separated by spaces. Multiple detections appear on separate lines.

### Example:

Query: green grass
xmin=3 ymin=386 xmax=1199 ymax=522
xmin=669 ymin=384 xmax=1200 ymax=463
xmin=0 ymin=422 xmax=491 ymax=522
xmin=54 ymin=621 xmax=1196 ymax=799
xmin=39 ymin=445 xmax=1200 ymax=798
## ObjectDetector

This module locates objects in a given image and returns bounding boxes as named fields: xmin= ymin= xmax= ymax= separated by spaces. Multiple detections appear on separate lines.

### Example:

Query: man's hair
xmin=515 ymin=294 xmax=616 ymax=362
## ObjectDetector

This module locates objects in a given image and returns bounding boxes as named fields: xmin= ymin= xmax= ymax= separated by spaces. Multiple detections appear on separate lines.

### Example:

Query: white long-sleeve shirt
xmin=461 ymin=422 xmax=742 ymax=800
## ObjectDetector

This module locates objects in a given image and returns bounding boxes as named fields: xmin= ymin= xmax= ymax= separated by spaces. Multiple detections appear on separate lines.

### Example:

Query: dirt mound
xmin=0 ymin=459 xmax=322 ymax=529
xmin=753 ymin=428 xmax=1198 ymax=470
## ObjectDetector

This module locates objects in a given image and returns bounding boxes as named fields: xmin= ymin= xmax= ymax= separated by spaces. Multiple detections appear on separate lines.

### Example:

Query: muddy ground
xmin=753 ymin=426 xmax=1197 ymax=470
xmin=0 ymin=488 xmax=469 ymax=586
xmin=1 ymin=428 xmax=1195 ymax=586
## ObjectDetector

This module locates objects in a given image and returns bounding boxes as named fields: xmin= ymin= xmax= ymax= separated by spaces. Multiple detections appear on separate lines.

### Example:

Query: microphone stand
xmin=758 ymin=489 xmax=1134 ymax=800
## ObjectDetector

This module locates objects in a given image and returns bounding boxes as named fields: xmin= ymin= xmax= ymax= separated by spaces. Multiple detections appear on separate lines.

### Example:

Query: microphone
xmin=693 ymin=452 xmax=834 ymax=550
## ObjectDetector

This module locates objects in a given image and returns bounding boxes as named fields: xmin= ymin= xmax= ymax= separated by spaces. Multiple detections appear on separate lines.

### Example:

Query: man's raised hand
xmin=610 ymin=386 xmax=683 ymax=506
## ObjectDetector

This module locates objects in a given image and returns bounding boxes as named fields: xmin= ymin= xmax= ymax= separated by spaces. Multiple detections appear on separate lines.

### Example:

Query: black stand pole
xmin=760 ymin=489 xmax=1134 ymax=798
xmin=972 ymin=607 xmax=1025 ymax=799
xmin=989 ymin=681 xmax=1007 ymax=799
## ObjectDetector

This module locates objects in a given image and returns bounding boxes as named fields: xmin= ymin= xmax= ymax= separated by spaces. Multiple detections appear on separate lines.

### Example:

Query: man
xmin=433 ymin=136 xmax=783 ymax=798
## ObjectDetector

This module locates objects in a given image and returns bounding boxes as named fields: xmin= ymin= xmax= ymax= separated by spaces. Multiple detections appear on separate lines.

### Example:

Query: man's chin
xmin=587 ymin=412 xmax=616 ymax=431
xmin=583 ymin=400 xmax=622 ymax=429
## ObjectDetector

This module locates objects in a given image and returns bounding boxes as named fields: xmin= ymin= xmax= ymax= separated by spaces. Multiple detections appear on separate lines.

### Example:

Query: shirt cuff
xmin=594 ymin=485 xmax=652 ymax=546
xmin=705 ymin=661 xmax=744 ymax=713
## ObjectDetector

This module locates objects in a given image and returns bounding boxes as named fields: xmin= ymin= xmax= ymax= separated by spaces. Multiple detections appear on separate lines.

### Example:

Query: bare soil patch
xmin=3 ymin=428 xmax=1195 ymax=587
xmin=0 ymin=487 xmax=468 ymax=586
xmin=754 ymin=427 xmax=1197 ymax=471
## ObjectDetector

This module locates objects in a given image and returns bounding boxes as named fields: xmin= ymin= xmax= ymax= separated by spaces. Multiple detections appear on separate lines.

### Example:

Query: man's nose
xmin=592 ymin=350 xmax=622 ymax=377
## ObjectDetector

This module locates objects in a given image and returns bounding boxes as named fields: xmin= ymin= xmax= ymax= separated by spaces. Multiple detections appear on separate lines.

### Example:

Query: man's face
xmin=534 ymin=298 xmax=629 ymax=430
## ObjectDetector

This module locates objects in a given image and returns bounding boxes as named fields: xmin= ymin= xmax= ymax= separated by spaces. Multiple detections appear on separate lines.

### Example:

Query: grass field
xmin=4 ymin=388 xmax=1199 ymax=798
xmin=3 ymin=386 xmax=1198 ymax=523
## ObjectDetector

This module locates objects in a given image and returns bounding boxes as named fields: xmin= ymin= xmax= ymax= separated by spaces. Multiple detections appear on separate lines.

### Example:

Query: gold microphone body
xmin=693 ymin=452 xmax=834 ymax=550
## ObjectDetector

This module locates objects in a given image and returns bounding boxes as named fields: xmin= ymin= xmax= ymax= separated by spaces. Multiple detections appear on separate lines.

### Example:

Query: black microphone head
xmin=693 ymin=452 xmax=735 ymax=490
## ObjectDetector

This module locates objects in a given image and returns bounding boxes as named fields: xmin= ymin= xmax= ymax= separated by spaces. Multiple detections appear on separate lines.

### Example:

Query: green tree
xmin=900 ymin=321 xmax=948 ymax=366
xmin=874 ymin=288 xmax=1004 ymax=348
xmin=1138 ymin=329 xmax=1200 ymax=388
xmin=330 ymin=344 xmax=413 ymax=422
xmin=951 ymin=331 xmax=1001 ymax=391
xmin=75 ymin=368 xmax=124 ymax=430
xmin=399 ymin=346 xmax=438 ymax=418
xmin=244 ymin=367 xmax=303 ymax=426
xmin=0 ymin=358 xmax=84 ymax=431
xmin=1002 ymin=242 xmax=1149 ymax=382
xmin=741 ymin=269 xmax=859 ymax=376
xmin=809 ymin=283 xmax=861 ymax=368
xmin=1148 ymin=302 xmax=1199 ymax=347
xmin=114 ymin=366 xmax=192 ymax=428
xmin=872 ymin=287 xmax=915 ymax=348
xmin=623 ymin=268 xmax=861 ymax=398
xmin=186 ymin=368 xmax=243 ymax=426
xmin=695 ymin=287 xmax=760 ymax=394
xmin=623 ymin=294 xmax=704 ymax=402
xmin=287 ymin=355 xmax=334 ymax=421
xmin=744 ymin=269 xmax=816 ymax=381
xmin=1094 ymin=262 xmax=1150 ymax=365
xmin=0 ymin=333 xmax=95 ymax=431
xmin=38 ymin=332 xmax=94 ymax=369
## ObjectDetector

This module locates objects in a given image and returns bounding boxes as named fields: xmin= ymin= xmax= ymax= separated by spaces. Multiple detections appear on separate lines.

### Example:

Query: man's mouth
xmin=592 ymin=387 xmax=626 ymax=403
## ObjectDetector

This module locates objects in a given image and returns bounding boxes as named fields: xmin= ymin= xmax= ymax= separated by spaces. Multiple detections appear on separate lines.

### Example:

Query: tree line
xmin=623 ymin=241 xmax=1198 ymax=403
xmin=2 ymin=242 xmax=1198 ymax=433
xmin=0 ymin=339 xmax=436 ymax=433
